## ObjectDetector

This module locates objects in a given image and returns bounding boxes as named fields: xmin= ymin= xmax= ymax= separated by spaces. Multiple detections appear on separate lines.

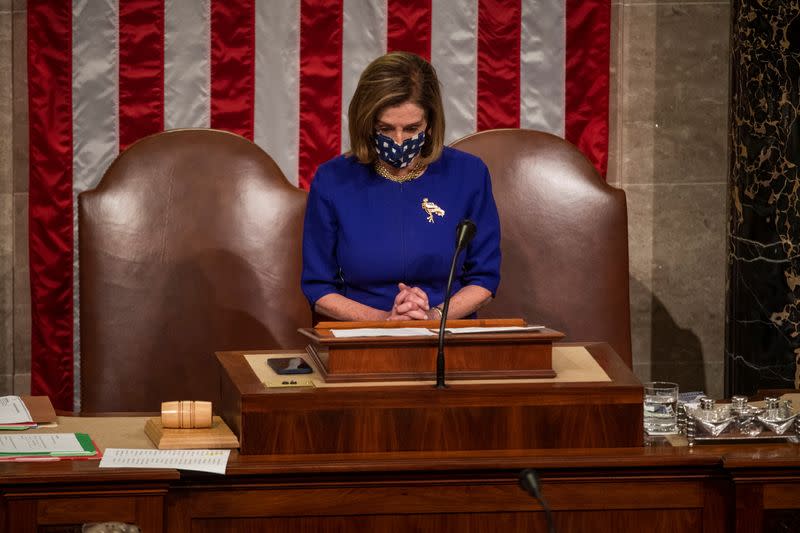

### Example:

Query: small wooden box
xmin=299 ymin=319 xmax=563 ymax=382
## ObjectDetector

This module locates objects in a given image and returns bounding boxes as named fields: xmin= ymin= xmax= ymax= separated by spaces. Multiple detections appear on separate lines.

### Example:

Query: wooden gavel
xmin=160 ymin=401 xmax=212 ymax=429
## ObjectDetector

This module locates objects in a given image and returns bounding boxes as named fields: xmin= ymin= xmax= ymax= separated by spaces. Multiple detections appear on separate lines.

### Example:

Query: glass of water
xmin=643 ymin=381 xmax=679 ymax=434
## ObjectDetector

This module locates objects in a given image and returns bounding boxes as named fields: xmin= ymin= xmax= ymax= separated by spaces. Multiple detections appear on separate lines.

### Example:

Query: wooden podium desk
xmin=2 ymin=343 xmax=799 ymax=533
xmin=217 ymin=342 xmax=644 ymax=455
xmin=3 ymin=440 xmax=800 ymax=533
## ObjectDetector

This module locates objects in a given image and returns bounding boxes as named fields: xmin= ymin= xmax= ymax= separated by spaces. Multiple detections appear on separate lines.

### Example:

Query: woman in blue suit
xmin=301 ymin=52 xmax=501 ymax=322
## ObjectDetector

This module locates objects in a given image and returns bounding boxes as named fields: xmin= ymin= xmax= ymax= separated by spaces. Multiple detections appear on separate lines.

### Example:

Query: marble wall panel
xmin=0 ymin=374 xmax=11 ymax=396
xmin=727 ymin=0 xmax=800 ymax=394
xmin=0 ymin=8 xmax=11 ymax=394
xmin=0 ymin=8 xmax=11 ymax=196
xmin=623 ymin=184 xmax=654 ymax=372
xmin=607 ymin=1 xmax=623 ymax=188
xmin=0 ymin=193 xmax=11 ymax=379
xmin=620 ymin=3 xmax=656 ymax=185
xmin=13 ymin=372 xmax=28 ymax=394
xmin=621 ymin=2 xmax=729 ymax=398
xmin=12 ymin=8 xmax=26 ymax=194
xmin=622 ymin=3 xmax=729 ymax=186
xmin=13 ymin=192 xmax=28 ymax=380
xmin=10 ymin=2 xmax=26 ymax=394
xmin=651 ymin=183 xmax=727 ymax=398
xmin=623 ymin=181 xmax=727 ymax=399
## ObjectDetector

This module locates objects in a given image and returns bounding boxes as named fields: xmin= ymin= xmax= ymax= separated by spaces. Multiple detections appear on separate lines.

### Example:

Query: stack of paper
xmin=0 ymin=395 xmax=57 ymax=430
xmin=0 ymin=396 xmax=36 ymax=430
xmin=445 ymin=326 xmax=546 ymax=334
xmin=330 ymin=325 xmax=546 ymax=338
xmin=0 ymin=433 xmax=99 ymax=461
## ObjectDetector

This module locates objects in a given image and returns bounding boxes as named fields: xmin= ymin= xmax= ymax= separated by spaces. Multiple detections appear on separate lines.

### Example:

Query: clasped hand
xmin=387 ymin=282 xmax=434 ymax=321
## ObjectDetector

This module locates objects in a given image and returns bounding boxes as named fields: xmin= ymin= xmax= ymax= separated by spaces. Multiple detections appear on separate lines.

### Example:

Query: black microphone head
xmin=519 ymin=468 xmax=541 ymax=497
xmin=455 ymin=219 xmax=477 ymax=248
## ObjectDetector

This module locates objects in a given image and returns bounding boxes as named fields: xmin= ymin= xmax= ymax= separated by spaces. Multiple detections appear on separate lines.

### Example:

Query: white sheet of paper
xmin=99 ymin=448 xmax=230 ymax=474
xmin=443 ymin=326 xmax=546 ymax=334
xmin=0 ymin=396 xmax=33 ymax=424
xmin=330 ymin=328 xmax=436 ymax=338
xmin=0 ymin=433 xmax=84 ymax=454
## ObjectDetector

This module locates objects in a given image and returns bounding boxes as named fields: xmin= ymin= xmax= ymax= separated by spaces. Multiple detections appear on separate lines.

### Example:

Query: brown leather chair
xmin=452 ymin=129 xmax=632 ymax=367
xmin=79 ymin=129 xmax=310 ymax=412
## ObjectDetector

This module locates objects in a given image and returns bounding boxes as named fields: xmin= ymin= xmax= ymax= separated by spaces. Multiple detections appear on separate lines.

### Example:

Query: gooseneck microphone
xmin=435 ymin=219 xmax=477 ymax=389
xmin=519 ymin=469 xmax=555 ymax=533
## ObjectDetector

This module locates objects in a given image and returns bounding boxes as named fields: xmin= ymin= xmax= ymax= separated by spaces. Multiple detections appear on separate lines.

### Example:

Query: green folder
xmin=0 ymin=433 xmax=97 ymax=457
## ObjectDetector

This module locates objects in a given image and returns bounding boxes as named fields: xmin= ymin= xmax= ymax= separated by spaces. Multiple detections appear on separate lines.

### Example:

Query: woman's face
xmin=375 ymin=102 xmax=427 ymax=145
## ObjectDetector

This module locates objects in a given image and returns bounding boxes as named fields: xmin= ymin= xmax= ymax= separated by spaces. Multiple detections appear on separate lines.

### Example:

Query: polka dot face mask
xmin=373 ymin=131 xmax=426 ymax=168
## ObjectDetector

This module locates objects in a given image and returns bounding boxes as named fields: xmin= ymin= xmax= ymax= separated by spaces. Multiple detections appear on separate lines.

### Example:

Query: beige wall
xmin=610 ymin=0 xmax=730 ymax=398
xmin=1 ymin=0 xmax=19 ymax=394
xmin=0 ymin=1 xmax=731 ymax=399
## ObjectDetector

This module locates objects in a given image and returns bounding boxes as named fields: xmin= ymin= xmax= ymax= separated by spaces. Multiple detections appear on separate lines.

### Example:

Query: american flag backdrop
xmin=27 ymin=0 xmax=610 ymax=410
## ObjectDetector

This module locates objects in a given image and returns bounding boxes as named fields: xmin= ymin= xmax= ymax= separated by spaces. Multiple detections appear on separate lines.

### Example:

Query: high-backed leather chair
xmin=452 ymin=129 xmax=632 ymax=367
xmin=79 ymin=129 xmax=310 ymax=412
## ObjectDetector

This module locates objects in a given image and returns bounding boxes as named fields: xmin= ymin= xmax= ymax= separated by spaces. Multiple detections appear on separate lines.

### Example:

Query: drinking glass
xmin=643 ymin=381 xmax=679 ymax=434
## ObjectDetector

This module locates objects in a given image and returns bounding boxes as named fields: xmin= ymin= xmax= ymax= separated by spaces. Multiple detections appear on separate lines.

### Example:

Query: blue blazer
xmin=301 ymin=146 xmax=501 ymax=312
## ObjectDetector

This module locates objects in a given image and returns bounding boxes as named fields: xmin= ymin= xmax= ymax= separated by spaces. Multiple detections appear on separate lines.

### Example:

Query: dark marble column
xmin=727 ymin=1 xmax=800 ymax=395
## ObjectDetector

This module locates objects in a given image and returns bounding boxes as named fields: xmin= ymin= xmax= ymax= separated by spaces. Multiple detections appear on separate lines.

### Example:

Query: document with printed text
xmin=0 ymin=433 xmax=95 ymax=456
xmin=330 ymin=328 xmax=436 ymax=338
xmin=444 ymin=326 xmax=546 ymax=334
xmin=330 ymin=326 xmax=545 ymax=338
xmin=99 ymin=448 xmax=230 ymax=474
xmin=0 ymin=396 xmax=33 ymax=424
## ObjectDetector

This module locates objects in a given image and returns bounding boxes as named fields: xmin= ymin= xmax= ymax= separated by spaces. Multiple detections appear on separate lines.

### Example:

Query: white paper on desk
xmin=330 ymin=328 xmax=436 ymax=338
xmin=0 ymin=433 xmax=84 ymax=453
xmin=99 ymin=448 xmax=230 ymax=474
xmin=0 ymin=396 xmax=33 ymax=424
xmin=443 ymin=326 xmax=546 ymax=334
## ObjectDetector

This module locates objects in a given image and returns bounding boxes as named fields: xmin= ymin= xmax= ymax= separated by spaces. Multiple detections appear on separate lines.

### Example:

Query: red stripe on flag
xmin=28 ymin=0 xmax=74 ymax=410
xmin=299 ymin=0 xmax=343 ymax=190
xmin=119 ymin=0 xmax=165 ymax=151
xmin=210 ymin=0 xmax=256 ymax=140
xmin=387 ymin=0 xmax=431 ymax=61
xmin=565 ymin=0 xmax=610 ymax=177
xmin=477 ymin=0 xmax=521 ymax=130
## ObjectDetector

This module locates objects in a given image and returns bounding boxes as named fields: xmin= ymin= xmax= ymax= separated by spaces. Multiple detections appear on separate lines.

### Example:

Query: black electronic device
xmin=268 ymin=357 xmax=313 ymax=375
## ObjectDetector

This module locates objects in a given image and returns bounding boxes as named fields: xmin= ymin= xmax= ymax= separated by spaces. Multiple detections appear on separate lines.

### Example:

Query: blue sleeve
xmin=301 ymin=169 xmax=341 ymax=306
xmin=460 ymin=162 xmax=501 ymax=296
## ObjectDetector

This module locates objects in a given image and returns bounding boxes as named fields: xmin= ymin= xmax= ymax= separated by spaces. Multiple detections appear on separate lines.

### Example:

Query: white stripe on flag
xmin=164 ymin=0 xmax=211 ymax=129
xmin=431 ymin=0 xmax=478 ymax=144
xmin=341 ymin=0 xmax=387 ymax=153
xmin=72 ymin=0 xmax=121 ymax=408
xmin=254 ymin=0 xmax=300 ymax=186
xmin=520 ymin=0 xmax=565 ymax=135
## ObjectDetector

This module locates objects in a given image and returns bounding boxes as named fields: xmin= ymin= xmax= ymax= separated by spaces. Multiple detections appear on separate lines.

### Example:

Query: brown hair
xmin=348 ymin=52 xmax=445 ymax=166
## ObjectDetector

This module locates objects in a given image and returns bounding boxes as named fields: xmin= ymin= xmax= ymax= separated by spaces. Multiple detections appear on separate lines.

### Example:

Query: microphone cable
xmin=519 ymin=468 xmax=555 ymax=533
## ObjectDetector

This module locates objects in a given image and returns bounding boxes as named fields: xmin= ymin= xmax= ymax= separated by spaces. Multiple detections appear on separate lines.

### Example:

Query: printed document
xmin=0 ymin=396 xmax=33 ymax=424
xmin=100 ymin=448 xmax=230 ymax=474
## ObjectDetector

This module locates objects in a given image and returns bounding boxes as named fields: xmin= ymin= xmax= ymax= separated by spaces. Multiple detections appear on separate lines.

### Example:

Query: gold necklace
xmin=374 ymin=161 xmax=426 ymax=183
